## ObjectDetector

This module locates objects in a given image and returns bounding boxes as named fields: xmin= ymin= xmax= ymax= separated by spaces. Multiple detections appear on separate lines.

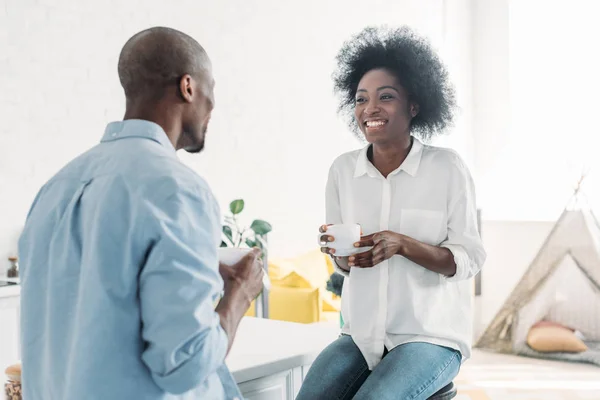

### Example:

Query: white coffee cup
xmin=318 ymin=223 xmax=362 ymax=256
xmin=217 ymin=247 xmax=271 ymax=290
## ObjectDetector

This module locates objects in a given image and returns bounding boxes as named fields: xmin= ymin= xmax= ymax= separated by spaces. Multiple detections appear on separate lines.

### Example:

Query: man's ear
xmin=178 ymin=74 xmax=194 ymax=103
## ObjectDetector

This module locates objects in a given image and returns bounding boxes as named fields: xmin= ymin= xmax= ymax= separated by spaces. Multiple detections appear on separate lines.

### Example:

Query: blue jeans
xmin=296 ymin=335 xmax=461 ymax=400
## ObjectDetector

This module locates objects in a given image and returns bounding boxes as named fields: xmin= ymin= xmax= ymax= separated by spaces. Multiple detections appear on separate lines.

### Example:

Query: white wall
xmin=471 ymin=0 xmax=510 ymax=215
xmin=508 ymin=0 xmax=600 ymax=220
xmin=0 ymin=0 xmax=474 ymax=268
xmin=474 ymin=0 xmax=600 ymax=222
xmin=477 ymin=220 xmax=554 ymax=335
xmin=470 ymin=0 xmax=599 ymax=333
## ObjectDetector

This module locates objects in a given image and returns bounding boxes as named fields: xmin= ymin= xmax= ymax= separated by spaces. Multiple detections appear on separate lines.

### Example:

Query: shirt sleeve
xmin=325 ymin=165 xmax=350 ymax=277
xmin=440 ymin=156 xmax=487 ymax=282
xmin=138 ymin=178 xmax=228 ymax=395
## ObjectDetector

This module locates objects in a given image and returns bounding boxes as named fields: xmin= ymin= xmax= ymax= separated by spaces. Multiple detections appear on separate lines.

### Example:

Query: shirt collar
xmin=353 ymin=137 xmax=424 ymax=178
xmin=101 ymin=119 xmax=176 ymax=154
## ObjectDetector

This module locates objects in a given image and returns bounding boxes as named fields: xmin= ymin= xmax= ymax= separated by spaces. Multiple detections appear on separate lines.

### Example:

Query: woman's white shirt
xmin=326 ymin=138 xmax=486 ymax=369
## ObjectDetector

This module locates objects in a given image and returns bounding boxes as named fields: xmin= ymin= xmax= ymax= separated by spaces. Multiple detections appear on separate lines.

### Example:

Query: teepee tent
xmin=475 ymin=182 xmax=600 ymax=354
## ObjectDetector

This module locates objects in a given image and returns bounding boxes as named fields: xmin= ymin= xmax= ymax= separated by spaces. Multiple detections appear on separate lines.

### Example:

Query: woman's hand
xmin=318 ymin=224 xmax=335 ymax=255
xmin=318 ymin=225 xmax=351 ymax=272
xmin=348 ymin=231 xmax=406 ymax=268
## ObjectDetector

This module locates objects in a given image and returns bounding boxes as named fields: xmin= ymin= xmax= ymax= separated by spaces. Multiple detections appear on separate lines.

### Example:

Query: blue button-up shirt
xmin=18 ymin=120 xmax=242 ymax=400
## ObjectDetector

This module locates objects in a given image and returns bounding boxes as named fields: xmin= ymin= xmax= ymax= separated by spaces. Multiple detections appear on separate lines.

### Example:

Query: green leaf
xmin=250 ymin=219 xmax=272 ymax=235
xmin=255 ymin=236 xmax=266 ymax=249
xmin=229 ymin=199 xmax=244 ymax=215
xmin=220 ymin=241 xmax=228 ymax=248
xmin=222 ymin=225 xmax=234 ymax=244
xmin=245 ymin=239 xmax=257 ymax=248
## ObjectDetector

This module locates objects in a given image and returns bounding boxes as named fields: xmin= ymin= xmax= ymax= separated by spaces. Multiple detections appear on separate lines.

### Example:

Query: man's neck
xmin=124 ymin=99 xmax=180 ymax=149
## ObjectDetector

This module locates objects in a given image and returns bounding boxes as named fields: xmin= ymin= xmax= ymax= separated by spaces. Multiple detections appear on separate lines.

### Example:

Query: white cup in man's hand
xmin=318 ymin=223 xmax=361 ymax=256
xmin=217 ymin=247 xmax=271 ymax=290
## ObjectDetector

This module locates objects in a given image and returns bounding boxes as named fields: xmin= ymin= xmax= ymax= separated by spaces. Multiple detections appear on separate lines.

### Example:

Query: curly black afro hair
xmin=333 ymin=26 xmax=456 ymax=142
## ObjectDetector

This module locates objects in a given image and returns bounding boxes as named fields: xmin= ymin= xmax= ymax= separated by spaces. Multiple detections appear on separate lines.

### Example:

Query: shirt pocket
xmin=399 ymin=209 xmax=445 ymax=245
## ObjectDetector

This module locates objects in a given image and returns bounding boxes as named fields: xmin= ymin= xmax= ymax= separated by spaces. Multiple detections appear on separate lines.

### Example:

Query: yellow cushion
xmin=322 ymin=290 xmax=341 ymax=312
xmin=270 ymin=249 xmax=331 ymax=288
xmin=246 ymin=249 xmax=338 ymax=323
xmin=267 ymin=259 xmax=296 ymax=281
xmin=244 ymin=286 xmax=322 ymax=323
xmin=270 ymin=285 xmax=321 ymax=324
xmin=527 ymin=325 xmax=588 ymax=353
xmin=276 ymin=270 xmax=312 ymax=288
xmin=290 ymin=249 xmax=333 ymax=289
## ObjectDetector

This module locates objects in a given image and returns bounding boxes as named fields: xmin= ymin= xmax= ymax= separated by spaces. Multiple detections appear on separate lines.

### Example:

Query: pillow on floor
xmin=532 ymin=320 xmax=575 ymax=331
xmin=527 ymin=325 xmax=588 ymax=353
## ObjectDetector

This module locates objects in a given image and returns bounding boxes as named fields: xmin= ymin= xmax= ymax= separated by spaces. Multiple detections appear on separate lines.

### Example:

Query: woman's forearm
xmin=398 ymin=235 xmax=456 ymax=277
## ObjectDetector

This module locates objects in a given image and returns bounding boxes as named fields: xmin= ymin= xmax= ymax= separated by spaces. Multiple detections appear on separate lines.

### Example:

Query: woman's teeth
xmin=366 ymin=120 xmax=386 ymax=127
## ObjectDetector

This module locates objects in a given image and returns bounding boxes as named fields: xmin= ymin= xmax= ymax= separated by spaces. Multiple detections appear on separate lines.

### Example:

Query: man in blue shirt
xmin=18 ymin=27 xmax=264 ymax=399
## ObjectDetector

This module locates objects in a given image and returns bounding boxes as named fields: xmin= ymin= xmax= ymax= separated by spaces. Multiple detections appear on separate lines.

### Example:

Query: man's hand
xmin=348 ymin=231 xmax=406 ymax=268
xmin=219 ymin=248 xmax=264 ymax=302
xmin=216 ymin=248 xmax=264 ymax=354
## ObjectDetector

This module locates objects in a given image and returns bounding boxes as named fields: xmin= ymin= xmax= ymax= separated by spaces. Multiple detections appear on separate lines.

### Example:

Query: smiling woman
xmin=297 ymin=26 xmax=486 ymax=400
xmin=333 ymin=26 xmax=456 ymax=143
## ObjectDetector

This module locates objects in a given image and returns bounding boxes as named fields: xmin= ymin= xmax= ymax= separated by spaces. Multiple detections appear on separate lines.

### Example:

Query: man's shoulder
xmin=44 ymin=139 xmax=216 ymax=204
xmin=139 ymin=159 xmax=216 ymax=206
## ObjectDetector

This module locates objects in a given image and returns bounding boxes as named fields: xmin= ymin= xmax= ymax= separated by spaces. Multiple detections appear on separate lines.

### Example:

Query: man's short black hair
xmin=118 ymin=27 xmax=209 ymax=99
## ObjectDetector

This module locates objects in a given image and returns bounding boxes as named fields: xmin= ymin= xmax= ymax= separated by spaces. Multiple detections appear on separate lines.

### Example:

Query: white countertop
xmin=227 ymin=317 xmax=340 ymax=383
xmin=0 ymin=283 xmax=20 ymax=299
xmin=0 ymin=290 xmax=340 ymax=383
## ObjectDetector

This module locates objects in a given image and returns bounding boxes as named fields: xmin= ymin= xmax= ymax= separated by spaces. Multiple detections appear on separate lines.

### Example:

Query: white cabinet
xmin=0 ymin=288 xmax=20 ymax=369
xmin=229 ymin=318 xmax=340 ymax=400
xmin=238 ymin=366 xmax=309 ymax=400
xmin=238 ymin=369 xmax=295 ymax=400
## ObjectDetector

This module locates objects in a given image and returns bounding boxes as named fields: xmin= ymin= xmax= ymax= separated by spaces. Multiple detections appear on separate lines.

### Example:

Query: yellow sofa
xmin=245 ymin=249 xmax=341 ymax=324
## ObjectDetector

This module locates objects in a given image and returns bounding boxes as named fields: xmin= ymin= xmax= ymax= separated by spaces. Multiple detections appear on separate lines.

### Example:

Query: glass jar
xmin=4 ymin=363 xmax=21 ymax=400
xmin=7 ymin=257 xmax=18 ymax=279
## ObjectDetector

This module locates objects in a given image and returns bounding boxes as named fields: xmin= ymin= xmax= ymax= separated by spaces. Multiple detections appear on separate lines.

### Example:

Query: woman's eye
xmin=355 ymin=98 xmax=366 ymax=104
xmin=381 ymin=94 xmax=393 ymax=100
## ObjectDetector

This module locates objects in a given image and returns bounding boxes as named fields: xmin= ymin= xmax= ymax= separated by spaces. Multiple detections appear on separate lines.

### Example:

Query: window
xmin=507 ymin=0 xmax=600 ymax=219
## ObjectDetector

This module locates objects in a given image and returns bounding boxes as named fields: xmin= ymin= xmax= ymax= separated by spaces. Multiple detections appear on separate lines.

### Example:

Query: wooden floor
xmin=455 ymin=349 xmax=600 ymax=399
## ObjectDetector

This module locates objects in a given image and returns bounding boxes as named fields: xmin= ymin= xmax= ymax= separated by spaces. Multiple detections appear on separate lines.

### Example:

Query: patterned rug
xmin=455 ymin=350 xmax=600 ymax=399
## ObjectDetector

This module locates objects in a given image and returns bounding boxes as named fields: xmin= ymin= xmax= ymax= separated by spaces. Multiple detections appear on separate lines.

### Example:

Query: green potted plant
xmin=326 ymin=272 xmax=345 ymax=328
xmin=221 ymin=199 xmax=272 ymax=319
xmin=220 ymin=199 xmax=272 ymax=251
xmin=325 ymin=273 xmax=344 ymax=298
